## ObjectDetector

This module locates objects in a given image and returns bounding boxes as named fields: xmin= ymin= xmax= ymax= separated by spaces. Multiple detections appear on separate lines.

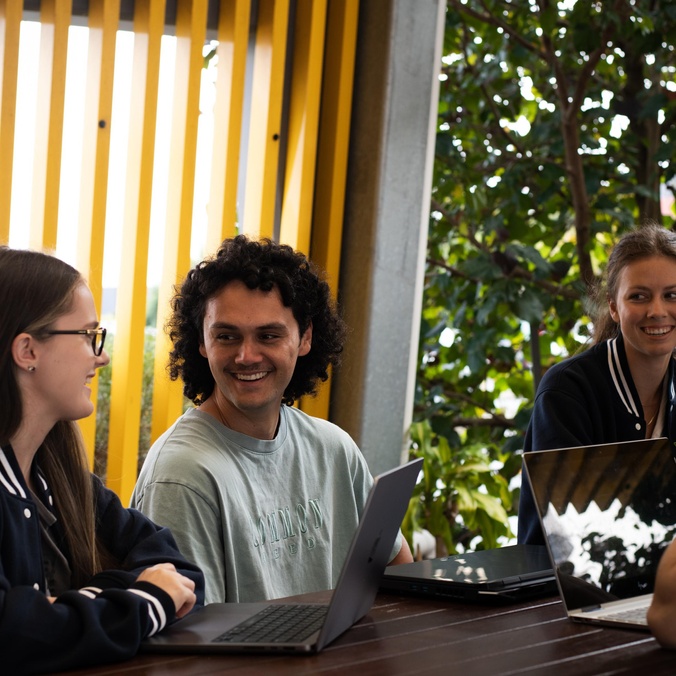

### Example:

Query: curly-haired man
xmin=131 ymin=236 xmax=412 ymax=603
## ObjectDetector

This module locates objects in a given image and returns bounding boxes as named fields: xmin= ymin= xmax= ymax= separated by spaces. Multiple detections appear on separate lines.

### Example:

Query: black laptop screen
xmin=523 ymin=438 xmax=676 ymax=611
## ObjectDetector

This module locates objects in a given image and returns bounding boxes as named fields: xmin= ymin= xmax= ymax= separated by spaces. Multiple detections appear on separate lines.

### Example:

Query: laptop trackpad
xmin=143 ymin=602 xmax=268 ymax=649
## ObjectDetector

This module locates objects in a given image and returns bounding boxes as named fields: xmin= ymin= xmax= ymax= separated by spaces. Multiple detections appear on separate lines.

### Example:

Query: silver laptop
xmin=522 ymin=437 xmax=676 ymax=630
xmin=142 ymin=457 xmax=423 ymax=654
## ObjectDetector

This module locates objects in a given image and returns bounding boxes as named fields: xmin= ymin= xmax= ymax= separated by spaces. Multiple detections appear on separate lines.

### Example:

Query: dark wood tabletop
xmin=65 ymin=590 xmax=675 ymax=675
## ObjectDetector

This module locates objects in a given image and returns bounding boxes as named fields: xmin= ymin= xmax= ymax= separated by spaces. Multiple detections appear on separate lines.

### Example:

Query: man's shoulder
xmin=283 ymin=405 xmax=354 ymax=440
xmin=153 ymin=409 xmax=221 ymax=445
xmin=139 ymin=410 xmax=229 ymax=478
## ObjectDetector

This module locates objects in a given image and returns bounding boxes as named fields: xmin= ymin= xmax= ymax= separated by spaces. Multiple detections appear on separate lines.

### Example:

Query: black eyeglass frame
xmin=45 ymin=327 xmax=107 ymax=356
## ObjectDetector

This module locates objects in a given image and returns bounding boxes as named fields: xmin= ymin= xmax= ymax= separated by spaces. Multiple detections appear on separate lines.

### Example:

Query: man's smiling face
xmin=199 ymin=280 xmax=312 ymax=437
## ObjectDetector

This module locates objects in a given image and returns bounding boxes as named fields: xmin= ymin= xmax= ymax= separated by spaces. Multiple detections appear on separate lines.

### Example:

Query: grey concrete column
xmin=330 ymin=0 xmax=446 ymax=475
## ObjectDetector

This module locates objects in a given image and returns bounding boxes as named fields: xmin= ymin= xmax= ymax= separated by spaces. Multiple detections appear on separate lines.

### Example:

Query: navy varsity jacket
xmin=0 ymin=445 xmax=204 ymax=675
xmin=517 ymin=332 xmax=676 ymax=545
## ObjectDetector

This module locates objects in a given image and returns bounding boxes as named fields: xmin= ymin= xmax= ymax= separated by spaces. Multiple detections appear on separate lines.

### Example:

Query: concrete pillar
xmin=331 ymin=0 xmax=446 ymax=475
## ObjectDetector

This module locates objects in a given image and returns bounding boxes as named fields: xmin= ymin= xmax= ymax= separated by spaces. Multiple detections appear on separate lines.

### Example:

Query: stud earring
xmin=27 ymin=366 xmax=36 ymax=372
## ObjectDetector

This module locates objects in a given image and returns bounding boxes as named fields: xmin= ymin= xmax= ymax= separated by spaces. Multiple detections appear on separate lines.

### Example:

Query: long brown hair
xmin=591 ymin=223 xmax=676 ymax=344
xmin=0 ymin=247 xmax=105 ymax=586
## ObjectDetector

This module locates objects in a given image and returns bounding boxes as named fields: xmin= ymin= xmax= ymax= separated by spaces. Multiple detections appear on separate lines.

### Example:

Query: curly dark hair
xmin=167 ymin=235 xmax=347 ymax=406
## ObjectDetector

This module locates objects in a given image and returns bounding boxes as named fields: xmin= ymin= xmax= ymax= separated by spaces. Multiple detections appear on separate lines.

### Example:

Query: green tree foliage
xmin=407 ymin=0 xmax=676 ymax=557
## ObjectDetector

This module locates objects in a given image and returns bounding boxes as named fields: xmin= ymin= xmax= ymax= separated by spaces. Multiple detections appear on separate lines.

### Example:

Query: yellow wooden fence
xmin=0 ymin=0 xmax=358 ymax=504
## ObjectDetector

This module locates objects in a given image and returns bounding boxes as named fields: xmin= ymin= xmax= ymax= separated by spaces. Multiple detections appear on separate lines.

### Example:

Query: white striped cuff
xmin=128 ymin=588 xmax=168 ymax=636
xmin=78 ymin=586 xmax=103 ymax=599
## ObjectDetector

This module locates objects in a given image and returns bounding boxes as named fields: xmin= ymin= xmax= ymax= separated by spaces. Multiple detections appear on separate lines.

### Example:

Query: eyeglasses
xmin=46 ymin=327 xmax=107 ymax=356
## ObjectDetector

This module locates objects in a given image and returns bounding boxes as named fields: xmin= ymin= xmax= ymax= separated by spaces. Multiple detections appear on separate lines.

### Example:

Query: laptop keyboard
xmin=600 ymin=605 xmax=648 ymax=624
xmin=213 ymin=604 xmax=328 ymax=644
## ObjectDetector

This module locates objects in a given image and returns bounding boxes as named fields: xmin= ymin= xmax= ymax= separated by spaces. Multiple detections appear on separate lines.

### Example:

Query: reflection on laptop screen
xmin=524 ymin=438 xmax=676 ymax=614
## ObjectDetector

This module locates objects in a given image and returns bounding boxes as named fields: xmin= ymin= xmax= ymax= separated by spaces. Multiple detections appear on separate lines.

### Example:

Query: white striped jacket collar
xmin=0 ymin=446 xmax=50 ymax=503
xmin=606 ymin=335 xmax=676 ymax=418
xmin=0 ymin=446 xmax=27 ymax=498
xmin=606 ymin=336 xmax=640 ymax=417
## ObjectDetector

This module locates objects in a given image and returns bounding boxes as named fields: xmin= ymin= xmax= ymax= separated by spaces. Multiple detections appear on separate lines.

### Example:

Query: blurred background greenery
xmin=403 ymin=0 xmax=676 ymax=558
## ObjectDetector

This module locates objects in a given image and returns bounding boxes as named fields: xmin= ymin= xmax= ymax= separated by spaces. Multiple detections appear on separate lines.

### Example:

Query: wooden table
xmin=65 ymin=590 xmax=675 ymax=675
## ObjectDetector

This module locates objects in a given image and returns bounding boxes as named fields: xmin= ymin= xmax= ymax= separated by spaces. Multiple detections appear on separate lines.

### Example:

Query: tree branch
xmin=447 ymin=0 xmax=546 ymax=58
xmin=427 ymin=256 xmax=580 ymax=301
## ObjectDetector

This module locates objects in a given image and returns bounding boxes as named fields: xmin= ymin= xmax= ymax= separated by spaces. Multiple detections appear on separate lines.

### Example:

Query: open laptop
xmin=379 ymin=544 xmax=557 ymax=603
xmin=143 ymin=457 xmax=423 ymax=654
xmin=522 ymin=437 xmax=676 ymax=630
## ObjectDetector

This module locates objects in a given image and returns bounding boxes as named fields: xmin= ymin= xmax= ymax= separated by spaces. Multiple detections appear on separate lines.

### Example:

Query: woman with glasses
xmin=0 ymin=247 xmax=204 ymax=674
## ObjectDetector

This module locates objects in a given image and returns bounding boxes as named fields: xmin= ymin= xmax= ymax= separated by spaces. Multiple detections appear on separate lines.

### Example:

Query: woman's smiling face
xmin=29 ymin=283 xmax=110 ymax=425
xmin=608 ymin=255 xmax=676 ymax=365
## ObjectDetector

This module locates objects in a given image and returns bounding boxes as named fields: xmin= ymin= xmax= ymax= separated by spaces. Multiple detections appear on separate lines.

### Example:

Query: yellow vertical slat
xmin=30 ymin=0 xmax=72 ymax=251
xmin=310 ymin=0 xmax=358 ymax=294
xmin=106 ymin=0 xmax=165 ymax=504
xmin=76 ymin=0 xmax=119 ymax=467
xmin=302 ymin=0 xmax=360 ymax=420
xmin=241 ymin=0 xmax=289 ymax=239
xmin=150 ymin=0 xmax=208 ymax=446
xmin=206 ymin=0 xmax=250 ymax=252
xmin=278 ymin=0 xmax=327 ymax=254
xmin=0 ymin=0 xmax=22 ymax=243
